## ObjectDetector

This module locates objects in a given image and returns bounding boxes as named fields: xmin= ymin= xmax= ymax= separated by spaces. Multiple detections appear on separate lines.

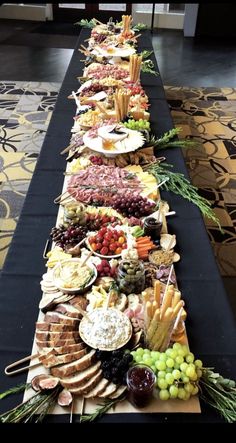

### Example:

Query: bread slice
xmin=51 ymin=349 xmax=96 ymax=378
xmin=39 ymin=347 xmax=88 ymax=369
xmin=84 ymin=378 xmax=109 ymax=398
xmin=36 ymin=322 xmax=75 ymax=332
xmin=36 ymin=331 xmax=80 ymax=342
xmin=68 ymin=370 xmax=102 ymax=395
xmin=98 ymin=382 xmax=117 ymax=398
xmin=108 ymin=385 xmax=127 ymax=399
xmin=60 ymin=361 xmax=101 ymax=389
xmin=45 ymin=311 xmax=79 ymax=327
xmin=55 ymin=304 xmax=82 ymax=319
xmin=47 ymin=342 xmax=85 ymax=355
xmin=36 ymin=338 xmax=78 ymax=349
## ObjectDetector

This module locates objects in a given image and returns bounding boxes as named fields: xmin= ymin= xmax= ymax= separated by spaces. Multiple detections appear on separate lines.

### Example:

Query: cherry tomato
xmin=91 ymin=243 xmax=98 ymax=251
xmin=100 ymin=246 xmax=108 ymax=255
xmin=115 ymin=247 xmax=122 ymax=254
xmin=118 ymin=236 xmax=125 ymax=244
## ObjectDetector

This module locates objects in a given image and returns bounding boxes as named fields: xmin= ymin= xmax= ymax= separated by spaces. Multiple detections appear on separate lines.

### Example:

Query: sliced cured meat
xmin=60 ymin=361 xmax=101 ymax=389
xmin=39 ymin=347 xmax=88 ymax=369
xmin=68 ymin=370 xmax=102 ymax=395
xmin=84 ymin=378 xmax=109 ymax=398
xmin=44 ymin=312 xmax=80 ymax=327
xmin=51 ymin=349 xmax=96 ymax=378
xmin=54 ymin=304 xmax=82 ymax=319
xmin=57 ymin=389 xmax=73 ymax=407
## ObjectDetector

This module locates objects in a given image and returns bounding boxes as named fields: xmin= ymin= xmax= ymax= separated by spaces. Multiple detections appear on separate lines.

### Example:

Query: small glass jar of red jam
xmin=143 ymin=217 xmax=162 ymax=241
xmin=126 ymin=364 xmax=156 ymax=408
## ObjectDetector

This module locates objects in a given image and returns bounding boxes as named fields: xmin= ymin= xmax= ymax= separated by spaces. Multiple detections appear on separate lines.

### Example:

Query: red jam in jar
xmin=126 ymin=365 xmax=156 ymax=408
xmin=144 ymin=217 xmax=162 ymax=240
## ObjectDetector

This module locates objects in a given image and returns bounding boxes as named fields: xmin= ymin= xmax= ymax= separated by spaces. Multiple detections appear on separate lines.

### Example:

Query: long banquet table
xmin=0 ymin=29 xmax=235 ymax=424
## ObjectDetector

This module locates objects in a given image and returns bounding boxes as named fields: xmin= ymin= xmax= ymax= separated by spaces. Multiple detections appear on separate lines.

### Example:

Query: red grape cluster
xmin=50 ymin=223 xmax=88 ymax=249
xmin=111 ymin=193 xmax=155 ymax=217
xmin=85 ymin=213 xmax=120 ymax=231
xmin=96 ymin=259 xmax=117 ymax=278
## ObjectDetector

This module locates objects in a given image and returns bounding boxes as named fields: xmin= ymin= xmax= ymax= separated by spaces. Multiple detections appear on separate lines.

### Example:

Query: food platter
xmin=7 ymin=13 xmax=233 ymax=426
xmin=91 ymin=45 xmax=136 ymax=58
xmin=83 ymin=125 xmax=145 ymax=157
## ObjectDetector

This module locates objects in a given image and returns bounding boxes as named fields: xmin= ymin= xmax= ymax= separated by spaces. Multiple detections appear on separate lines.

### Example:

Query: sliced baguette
xmin=68 ymin=370 xmax=102 ymax=395
xmin=36 ymin=322 xmax=75 ymax=332
xmin=98 ymin=382 xmax=117 ymax=398
xmin=108 ymin=385 xmax=127 ymax=399
xmin=39 ymin=347 xmax=88 ymax=369
xmin=36 ymin=338 xmax=78 ymax=349
xmin=55 ymin=304 xmax=82 ymax=319
xmin=51 ymin=349 xmax=96 ymax=378
xmin=84 ymin=378 xmax=109 ymax=398
xmin=60 ymin=361 xmax=101 ymax=389
xmin=45 ymin=311 xmax=79 ymax=326
xmin=36 ymin=331 xmax=80 ymax=342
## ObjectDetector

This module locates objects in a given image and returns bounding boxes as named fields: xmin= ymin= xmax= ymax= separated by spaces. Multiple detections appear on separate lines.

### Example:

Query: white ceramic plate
xmin=83 ymin=125 xmax=145 ymax=157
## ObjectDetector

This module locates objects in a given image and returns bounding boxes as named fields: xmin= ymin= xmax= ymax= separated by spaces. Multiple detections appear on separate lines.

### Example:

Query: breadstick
xmin=142 ymin=290 xmax=150 ymax=303
xmin=154 ymin=280 xmax=161 ymax=307
xmin=144 ymin=301 xmax=153 ymax=331
xmin=163 ymin=307 xmax=174 ymax=322
xmin=146 ymin=308 xmax=160 ymax=342
xmin=171 ymin=290 xmax=181 ymax=308
xmin=160 ymin=288 xmax=174 ymax=319
xmin=173 ymin=300 xmax=184 ymax=318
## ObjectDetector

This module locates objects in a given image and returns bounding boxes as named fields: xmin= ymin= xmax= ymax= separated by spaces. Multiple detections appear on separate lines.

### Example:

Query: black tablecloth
xmin=0 ymin=29 xmax=235 ymax=424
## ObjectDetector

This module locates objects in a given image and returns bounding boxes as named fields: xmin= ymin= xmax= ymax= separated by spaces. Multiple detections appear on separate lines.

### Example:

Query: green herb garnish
xmin=139 ymin=50 xmax=153 ymax=59
xmin=80 ymin=395 xmax=126 ymax=423
xmin=141 ymin=59 xmax=158 ymax=76
xmin=0 ymin=383 xmax=30 ymax=400
xmin=132 ymin=23 xmax=148 ymax=32
xmin=148 ymin=128 xmax=200 ymax=150
xmin=0 ymin=387 xmax=61 ymax=423
xmin=145 ymin=161 xmax=222 ymax=230
xmin=199 ymin=369 xmax=236 ymax=423
xmin=75 ymin=19 xmax=96 ymax=29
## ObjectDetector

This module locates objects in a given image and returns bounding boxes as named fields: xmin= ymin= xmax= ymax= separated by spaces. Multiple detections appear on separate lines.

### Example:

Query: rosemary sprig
xmin=139 ymin=50 xmax=153 ymax=59
xmin=0 ymin=383 xmax=30 ymax=400
xmin=199 ymin=369 xmax=236 ymax=423
xmin=0 ymin=387 xmax=61 ymax=423
xmin=148 ymin=128 xmax=200 ymax=150
xmin=145 ymin=161 xmax=222 ymax=230
xmin=141 ymin=60 xmax=159 ymax=76
xmin=80 ymin=395 xmax=126 ymax=423
xmin=75 ymin=19 xmax=96 ymax=29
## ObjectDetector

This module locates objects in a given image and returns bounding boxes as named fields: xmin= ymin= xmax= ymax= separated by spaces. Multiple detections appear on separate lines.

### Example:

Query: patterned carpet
xmin=165 ymin=86 xmax=236 ymax=277
xmin=0 ymin=81 xmax=61 ymax=269
xmin=1 ymin=84 xmax=235 ymax=277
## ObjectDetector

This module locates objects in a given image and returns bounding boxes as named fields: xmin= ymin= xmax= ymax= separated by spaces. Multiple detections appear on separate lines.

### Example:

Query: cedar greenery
xmin=148 ymin=127 xmax=200 ymax=150
xmin=75 ymin=19 xmax=96 ymax=29
xmin=132 ymin=23 xmax=148 ymax=31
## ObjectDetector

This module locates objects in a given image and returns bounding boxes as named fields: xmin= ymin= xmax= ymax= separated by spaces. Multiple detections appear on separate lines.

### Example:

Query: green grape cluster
xmin=124 ymin=119 xmax=150 ymax=131
xmin=131 ymin=343 xmax=203 ymax=401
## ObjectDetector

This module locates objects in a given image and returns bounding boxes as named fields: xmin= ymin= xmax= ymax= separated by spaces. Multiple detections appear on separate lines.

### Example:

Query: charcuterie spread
xmin=1 ymin=15 xmax=235 ymax=424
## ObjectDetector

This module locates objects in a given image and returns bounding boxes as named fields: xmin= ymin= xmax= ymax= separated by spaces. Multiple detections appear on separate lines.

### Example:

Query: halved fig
xmin=31 ymin=374 xmax=50 ymax=392
xmin=38 ymin=376 xmax=60 ymax=390
xmin=57 ymin=389 xmax=73 ymax=407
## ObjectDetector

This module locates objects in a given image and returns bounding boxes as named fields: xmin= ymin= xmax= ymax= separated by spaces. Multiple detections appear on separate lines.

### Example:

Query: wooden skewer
xmin=75 ymin=304 xmax=92 ymax=323
xmin=81 ymin=250 xmax=93 ymax=267
xmin=69 ymin=398 xmax=74 ymax=423
xmin=5 ymin=353 xmax=40 ymax=376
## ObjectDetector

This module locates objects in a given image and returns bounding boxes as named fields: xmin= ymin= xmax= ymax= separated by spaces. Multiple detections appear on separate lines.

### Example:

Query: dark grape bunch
xmin=50 ymin=223 xmax=88 ymax=249
xmin=96 ymin=349 xmax=133 ymax=385
xmin=111 ymin=193 xmax=155 ymax=217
